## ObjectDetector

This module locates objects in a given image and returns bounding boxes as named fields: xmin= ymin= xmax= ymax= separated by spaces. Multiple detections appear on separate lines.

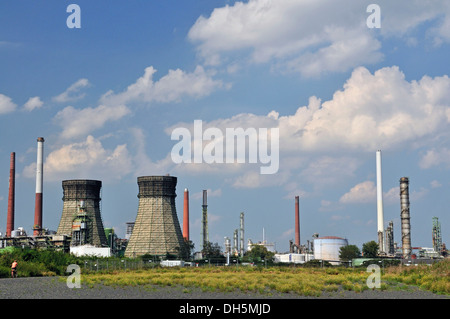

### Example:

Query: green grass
xmin=80 ymin=259 xmax=449 ymax=296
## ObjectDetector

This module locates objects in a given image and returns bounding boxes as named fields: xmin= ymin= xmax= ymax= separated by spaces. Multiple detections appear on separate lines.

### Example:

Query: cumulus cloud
xmin=164 ymin=65 xmax=450 ymax=191
xmin=0 ymin=94 xmax=17 ymax=114
xmin=54 ymin=104 xmax=130 ymax=139
xmin=188 ymin=0 xmax=450 ymax=76
xmin=100 ymin=65 xmax=227 ymax=106
xmin=23 ymin=96 xmax=43 ymax=111
xmin=420 ymin=148 xmax=450 ymax=169
xmin=52 ymin=78 xmax=90 ymax=103
xmin=278 ymin=66 xmax=450 ymax=152
xmin=23 ymin=135 xmax=132 ymax=182
xmin=340 ymin=181 xmax=376 ymax=204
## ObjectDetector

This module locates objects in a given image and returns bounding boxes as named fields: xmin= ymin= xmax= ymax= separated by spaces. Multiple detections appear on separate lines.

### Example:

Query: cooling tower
xmin=125 ymin=176 xmax=184 ymax=258
xmin=57 ymin=180 xmax=108 ymax=247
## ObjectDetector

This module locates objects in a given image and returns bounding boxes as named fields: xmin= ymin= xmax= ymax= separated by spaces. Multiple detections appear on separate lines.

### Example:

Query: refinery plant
xmin=0 ymin=138 xmax=447 ymax=266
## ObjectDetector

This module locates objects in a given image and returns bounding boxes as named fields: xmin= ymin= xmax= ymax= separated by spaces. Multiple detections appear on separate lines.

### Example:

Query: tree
xmin=246 ymin=245 xmax=274 ymax=262
xmin=339 ymin=245 xmax=361 ymax=261
xmin=362 ymin=241 xmax=379 ymax=258
xmin=202 ymin=241 xmax=222 ymax=258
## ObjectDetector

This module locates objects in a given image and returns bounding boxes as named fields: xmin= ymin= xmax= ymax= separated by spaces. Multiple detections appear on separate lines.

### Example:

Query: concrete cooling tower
xmin=124 ymin=176 xmax=184 ymax=258
xmin=57 ymin=180 xmax=108 ymax=247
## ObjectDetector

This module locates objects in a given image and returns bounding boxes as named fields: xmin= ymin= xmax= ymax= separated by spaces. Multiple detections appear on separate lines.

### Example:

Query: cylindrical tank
xmin=313 ymin=236 xmax=348 ymax=265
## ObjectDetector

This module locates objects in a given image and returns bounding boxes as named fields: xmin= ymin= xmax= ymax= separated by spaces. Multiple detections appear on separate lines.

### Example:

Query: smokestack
xmin=400 ymin=177 xmax=411 ymax=258
xmin=376 ymin=150 xmax=384 ymax=253
xmin=233 ymin=229 xmax=238 ymax=256
xmin=295 ymin=196 xmax=300 ymax=249
xmin=201 ymin=190 xmax=208 ymax=251
xmin=7 ymin=152 xmax=15 ymax=237
xmin=33 ymin=137 xmax=44 ymax=236
xmin=240 ymin=212 xmax=244 ymax=257
xmin=183 ymin=188 xmax=190 ymax=241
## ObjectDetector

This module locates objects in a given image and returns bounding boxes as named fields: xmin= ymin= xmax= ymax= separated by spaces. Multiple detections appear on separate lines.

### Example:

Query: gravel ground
xmin=0 ymin=276 xmax=447 ymax=299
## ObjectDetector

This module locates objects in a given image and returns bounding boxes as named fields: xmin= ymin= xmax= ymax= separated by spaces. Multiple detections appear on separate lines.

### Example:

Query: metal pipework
xmin=33 ymin=137 xmax=44 ymax=236
xmin=400 ymin=177 xmax=411 ymax=258
xmin=7 ymin=152 xmax=15 ymax=237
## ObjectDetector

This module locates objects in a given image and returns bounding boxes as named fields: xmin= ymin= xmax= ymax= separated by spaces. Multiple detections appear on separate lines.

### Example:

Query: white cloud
xmin=277 ymin=66 xmax=450 ymax=152
xmin=340 ymin=181 xmax=376 ymax=204
xmin=52 ymin=78 xmax=90 ymax=103
xmin=0 ymin=94 xmax=17 ymax=114
xmin=420 ymin=148 xmax=450 ymax=169
xmin=300 ymin=156 xmax=360 ymax=189
xmin=162 ymin=65 xmax=450 ymax=193
xmin=100 ymin=65 xmax=227 ymax=106
xmin=188 ymin=0 xmax=450 ymax=77
xmin=170 ymin=66 xmax=450 ymax=155
xmin=54 ymin=104 xmax=130 ymax=139
xmin=430 ymin=180 xmax=442 ymax=189
xmin=23 ymin=96 xmax=43 ymax=111
xmin=23 ymin=135 xmax=132 ymax=182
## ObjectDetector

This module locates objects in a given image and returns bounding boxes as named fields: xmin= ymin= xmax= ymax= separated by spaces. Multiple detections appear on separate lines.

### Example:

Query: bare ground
xmin=0 ymin=276 xmax=447 ymax=299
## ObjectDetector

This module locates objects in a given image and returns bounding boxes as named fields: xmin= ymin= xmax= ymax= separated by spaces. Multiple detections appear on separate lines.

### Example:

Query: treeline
xmin=0 ymin=248 xmax=81 ymax=278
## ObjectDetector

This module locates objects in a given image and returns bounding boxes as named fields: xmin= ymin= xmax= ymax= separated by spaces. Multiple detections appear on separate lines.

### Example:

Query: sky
xmin=0 ymin=0 xmax=449 ymax=254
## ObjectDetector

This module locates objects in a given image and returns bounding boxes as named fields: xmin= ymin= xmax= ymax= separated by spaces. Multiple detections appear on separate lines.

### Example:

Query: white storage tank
xmin=313 ymin=236 xmax=348 ymax=265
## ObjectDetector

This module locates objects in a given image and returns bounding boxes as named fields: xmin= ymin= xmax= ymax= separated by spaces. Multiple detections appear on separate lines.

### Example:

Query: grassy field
xmin=81 ymin=259 xmax=449 ymax=297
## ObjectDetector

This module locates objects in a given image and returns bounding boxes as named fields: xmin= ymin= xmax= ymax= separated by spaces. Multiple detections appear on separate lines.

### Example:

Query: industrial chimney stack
xmin=6 ymin=152 xmax=15 ymax=237
xmin=202 ymin=190 xmax=208 ymax=251
xmin=376 ymin=150 xmax=384 ymax=253
xmin=295 ymin=196 xmax=300 ymax=249
xmin=240 ymin=212 xmax=244 ymax=257
xmin=183 ymin=188 xmax=189 ymax=241
xmin=400 ymin=177 xmax=411 ymax=258
xmin=33 ymin=137 xmax=44 ymax=236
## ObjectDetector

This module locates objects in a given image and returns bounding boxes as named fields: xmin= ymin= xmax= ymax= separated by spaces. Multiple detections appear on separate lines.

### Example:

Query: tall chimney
xmin=400 ymin=177 xmax=411 ymax=258
xmin=33 ymin=137 xmax=44 ymax=236
xmin=376 ymin=150 xmax=384 ymax=253
xmin=7 ymin=152 xmax=15 ymax=237
xmin=240 ymin=212 xmax=244 ymax=257
xmin=295 ymin=196 xmax=300 ymax=249
xmin=201 ymin=190 xmax=208 ymax=251
xmin=183 ymin=188 xmax=190 ymax=241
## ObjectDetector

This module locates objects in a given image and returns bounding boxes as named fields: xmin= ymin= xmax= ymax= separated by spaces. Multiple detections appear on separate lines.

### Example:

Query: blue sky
xmin=1 ymin=0 xmax=449 ymax=253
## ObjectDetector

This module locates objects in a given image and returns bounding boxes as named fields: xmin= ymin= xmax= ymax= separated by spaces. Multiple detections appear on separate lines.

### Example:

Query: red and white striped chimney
xmin=183 ymin=188 xmax=189 ymax=241
xmin=33 ymin=137 xmax=44 ymax=236
xmin=6 ymin=152 xmax=15 ymax=237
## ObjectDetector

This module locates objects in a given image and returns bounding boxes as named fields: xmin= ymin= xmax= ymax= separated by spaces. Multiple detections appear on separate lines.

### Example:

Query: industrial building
xmin=0 ymin=138 xmax=447 ymax=265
